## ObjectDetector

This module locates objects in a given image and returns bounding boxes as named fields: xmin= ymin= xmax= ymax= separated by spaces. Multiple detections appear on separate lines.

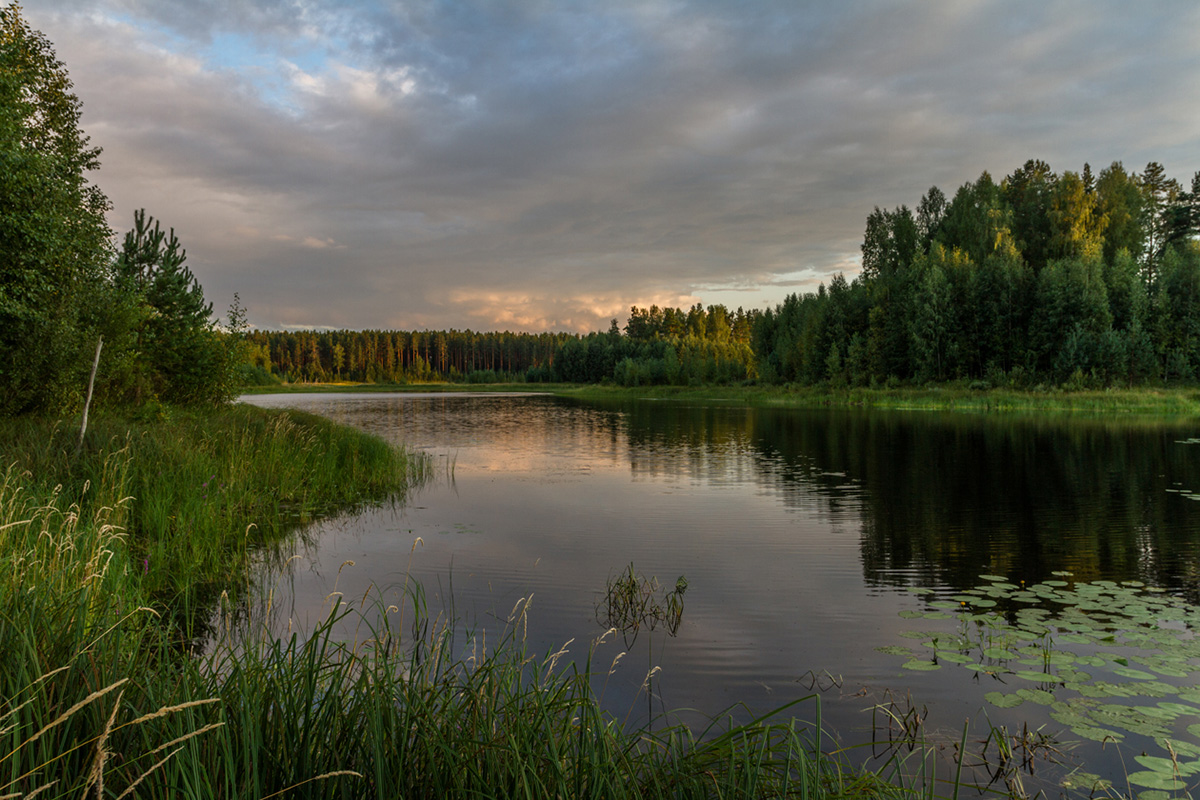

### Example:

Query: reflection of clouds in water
xmin=235 ymin=393 xmax=1200 ymax=784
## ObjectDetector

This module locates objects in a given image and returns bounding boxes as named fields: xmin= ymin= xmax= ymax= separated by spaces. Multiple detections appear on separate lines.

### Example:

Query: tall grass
xmin=557 ymin=383 xmax=1200 ymax=415
xmin=0 ymin=406 xmax=946 ymax=798
xmin=1 ymin=405 xmax=431 ymax=633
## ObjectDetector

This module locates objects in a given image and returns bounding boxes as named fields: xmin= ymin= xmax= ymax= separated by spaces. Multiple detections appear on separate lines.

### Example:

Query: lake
xmin=240 ymin=392 xmax=1200 ymax=793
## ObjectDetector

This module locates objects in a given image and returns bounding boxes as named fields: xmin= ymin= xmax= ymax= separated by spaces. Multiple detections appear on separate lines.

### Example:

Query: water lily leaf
xmin=1044 ymin=580 xmax=1069 ymax=587
xmin=1112 ymin=666 xmax=1158 ymax=681
xmin=901 ymin=660 xmax=941 ymax=671
xmin=1127 ymin=770 xmax=1184 ymax=790
xmin=1050 ymin=709 xmax=1094 ymax=729
xmin=1072 ymin=725 xmax=1122 ymax=742
xmin=984 ymin=691 xmax=1024 ymax=708
xmin=898 ymin=610 xmax=925 ymax=619
xmin=929 ymin=600 xmax=963 ymax=611
xmin=875 ymin=645 xmax=911 ymax=657
xmin=937 ymin=652 xmax=975 ymax=665
xmin=1158 ymin=702 xmax=1200 ymax=717
xmin=1051 ymin=570 xmax=1074 ymax=576
xmin=1136 ymin=705 xmax=1181 ymax=720
xmin=979 ymin=574 xmax=1008 ymax=582
xmin=1148 ymin=665 xmax=1191 ymax=678
xmin=1016 ymin=687 xmax=1055 ymax=705
xmin=1162 ymin=737 xmax=1200 ymax=757
xmin=1059 ymin=770 xmax=1109 ymax=791
xmin=1134 ymin=756 xmax=1180 ymax=774
xmin=983 ymin=647 xmax=1015 ymax=660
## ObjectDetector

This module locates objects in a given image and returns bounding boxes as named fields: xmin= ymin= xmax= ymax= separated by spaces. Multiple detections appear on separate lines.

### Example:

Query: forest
xmin=256 ymin=159 xmax=1200 ymax=391
xmin=754 ymin=160 xmax=1200 ymax=389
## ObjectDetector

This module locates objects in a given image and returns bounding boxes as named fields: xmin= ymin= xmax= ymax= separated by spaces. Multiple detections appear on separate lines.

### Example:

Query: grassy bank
xmin=0 ymin=404 xmax=943 ymax=798
xmin=1 ymin=404 xmax=431 ymax=628
xmin=243 ymin=379 xmax=1200 ymax=414
xmin=238 ymin=381 xmax=556 ymax=395
xmin=553 ymin=383 xmax=1200 ymax=414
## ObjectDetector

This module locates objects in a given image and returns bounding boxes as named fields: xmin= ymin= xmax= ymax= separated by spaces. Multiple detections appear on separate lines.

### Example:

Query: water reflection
xmin=239 ymin=393 xmax=1200 ymax=786
xmin=735 ymin=408 xmax=1200 ymax=593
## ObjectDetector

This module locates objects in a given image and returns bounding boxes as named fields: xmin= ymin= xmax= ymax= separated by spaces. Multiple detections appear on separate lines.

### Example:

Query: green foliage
xmin=754 ymin=158 xmax=1200 ymax=390
xmin=0 ymin=10 xmax=245 ymax=416
xmin=111 ymin=209 xmax=239 ymax=406
xmin=0 ymin=3 xmax=112 ymax=415
xmin=1 ymin=405 xmax=431 ymax=626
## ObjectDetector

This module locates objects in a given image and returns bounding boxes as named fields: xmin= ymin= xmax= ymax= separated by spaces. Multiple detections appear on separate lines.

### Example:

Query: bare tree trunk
xmin=76 ymin=336 xmax=103 ymax=457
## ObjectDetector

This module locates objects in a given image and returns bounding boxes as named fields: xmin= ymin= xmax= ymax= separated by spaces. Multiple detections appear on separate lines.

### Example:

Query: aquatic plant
xmin=883 ymin=573 xmax=1200 ymax=796
xmin=596 ymin=563 xmax=688 ymax=649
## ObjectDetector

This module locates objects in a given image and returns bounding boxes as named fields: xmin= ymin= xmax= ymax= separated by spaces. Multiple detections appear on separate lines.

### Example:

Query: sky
xmin=26 ymin=1 xmax=1200 ymax=334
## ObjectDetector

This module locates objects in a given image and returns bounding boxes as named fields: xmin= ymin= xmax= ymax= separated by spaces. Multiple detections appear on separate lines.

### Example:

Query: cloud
xmin=25 ymin=1 xmax=1200 ymax=333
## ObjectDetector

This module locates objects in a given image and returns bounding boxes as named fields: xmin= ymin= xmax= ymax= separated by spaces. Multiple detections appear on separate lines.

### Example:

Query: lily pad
xmin=1127 ymin=771 xmax=1185 ymax=791
xmin=1111 ymin=666 xmax=1158 ymax=681
xmin=984 ymin=691 xmax=1024 ymax=709
xmin=875 ymin=645 xmax=911 ymax=657
xmin=1016 ymin=687 xmax=1055 ymax=705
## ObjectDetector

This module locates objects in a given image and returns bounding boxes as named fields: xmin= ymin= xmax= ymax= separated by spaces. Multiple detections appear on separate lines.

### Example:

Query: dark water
xmin=240 ymin=392 xmax=1200 ymax=789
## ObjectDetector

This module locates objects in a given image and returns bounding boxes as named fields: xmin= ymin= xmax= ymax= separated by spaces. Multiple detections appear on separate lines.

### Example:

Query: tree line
xmin=259 ymin=162 xmax=1200 ymax=391
xmin=754 ymin=160 xmax=1200 ymax=388
xmin=250 ymin=303 xmax=760 ymax=386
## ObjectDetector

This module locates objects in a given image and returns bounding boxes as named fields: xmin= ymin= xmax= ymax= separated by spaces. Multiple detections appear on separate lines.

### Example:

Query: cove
xmin=240 ymin=391 xmax=1200 ymax=791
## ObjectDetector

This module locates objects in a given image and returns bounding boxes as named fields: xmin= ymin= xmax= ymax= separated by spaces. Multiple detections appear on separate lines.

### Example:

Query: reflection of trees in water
xmin=615 ymin=401 xmax=1200 ymax=595
xmin=838 ymin=415 xmax=1200 ymax=595
xmin=616 ymin=403 xmax=868 ymax=520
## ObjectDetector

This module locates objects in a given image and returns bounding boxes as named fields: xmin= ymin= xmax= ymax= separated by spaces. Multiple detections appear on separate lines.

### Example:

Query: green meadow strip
xmin=553 ymin=383 xmax=1200 ymax=415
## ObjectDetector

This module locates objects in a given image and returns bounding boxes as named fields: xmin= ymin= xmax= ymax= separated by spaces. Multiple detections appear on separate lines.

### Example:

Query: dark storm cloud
xmin=26 ymin=1 xmax=1200 ymax=332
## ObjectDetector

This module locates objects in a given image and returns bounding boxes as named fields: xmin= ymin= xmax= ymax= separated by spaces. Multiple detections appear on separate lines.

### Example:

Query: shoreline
xmin=242 ymin=380 xmax=1200 ymax=415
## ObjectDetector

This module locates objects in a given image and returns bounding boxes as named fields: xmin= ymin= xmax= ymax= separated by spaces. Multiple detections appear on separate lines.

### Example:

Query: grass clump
xmin=0 ymin=404 xmax=430 ymax=628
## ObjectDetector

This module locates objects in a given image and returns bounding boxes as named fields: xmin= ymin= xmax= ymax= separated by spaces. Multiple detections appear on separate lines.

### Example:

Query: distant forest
xmin=255 ymin=159 xmax=1200 ymax=389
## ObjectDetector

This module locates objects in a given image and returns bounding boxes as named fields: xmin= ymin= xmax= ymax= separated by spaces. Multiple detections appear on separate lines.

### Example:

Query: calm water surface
xmin=240 ymin=392 xmax=1200 ymax=786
